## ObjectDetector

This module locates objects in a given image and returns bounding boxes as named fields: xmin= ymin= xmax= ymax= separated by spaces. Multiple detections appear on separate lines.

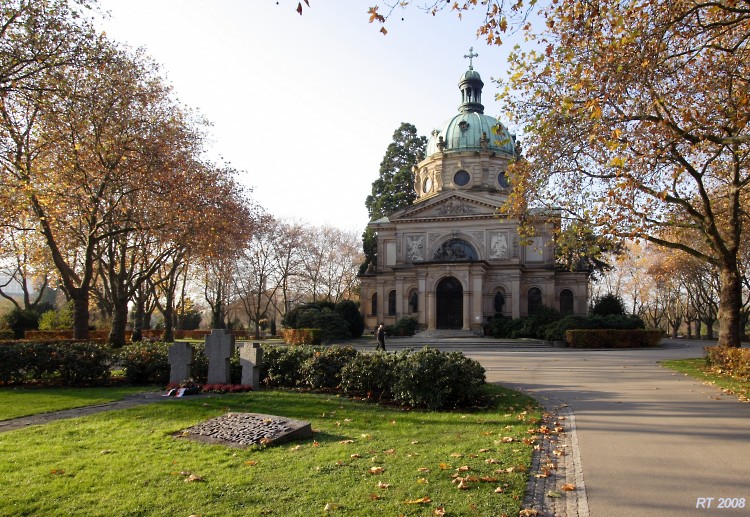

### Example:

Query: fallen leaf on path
xmin=561 ymin=483 xmax=576 ymax=491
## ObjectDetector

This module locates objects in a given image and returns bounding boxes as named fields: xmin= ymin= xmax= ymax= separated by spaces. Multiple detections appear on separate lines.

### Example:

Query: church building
xmin=359 ymin=52 xmax=590 ymax=334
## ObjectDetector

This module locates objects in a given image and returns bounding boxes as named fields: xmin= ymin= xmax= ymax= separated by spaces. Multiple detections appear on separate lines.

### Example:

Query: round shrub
xmin=386 ymin=316 xmax=418 ymax=337
xmin=300 ymin=345 xmax=358 ymax=389
xmin=260 ymin=345 xmax=316 ymax=387
xmin=590 ymin=293 xmax=627 ymax=316
xmin=119 ymin=342 xmax=170 ymax=384
xmin=335 ymin=300 xmax=365 ymax=338
xmin=340 ymin=351 xmax=398 ymax=400
xmin=392 ymin=347 xmax=486 ymax=409
xmin=2 ymin=307 xmax=40 ymax=339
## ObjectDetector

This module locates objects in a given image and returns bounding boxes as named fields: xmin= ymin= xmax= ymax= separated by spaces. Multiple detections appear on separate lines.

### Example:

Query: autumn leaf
xmin=417 ymin=478 xmax=429 ymax=484
xmin=185 ymin=474 xmax=204 ymax=483
xmin=377 ymin=481 xmax=390 ymax=489
xmin=369 ymin=467 xmax=385 ymax=475
xmin=323 ymin=502 xmax=342 ymax=512
xmin=339 ymin=439 xmax=354 ymax=444
xmin=438 ymin=463 xmax=451 ymax=470
xmin=562 ymin=483 xmax=576 ymax=491
xmin=417 ymin=467 xmax=430 ymax=473
xmin=244 ymin=460 xmax=258 ymax=466
xmin=404 ymin=496 xmax=432 ymax=504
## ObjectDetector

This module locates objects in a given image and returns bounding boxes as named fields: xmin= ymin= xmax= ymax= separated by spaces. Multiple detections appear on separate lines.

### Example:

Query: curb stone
xmin=512 ymin=386 xmax=589 ymax=517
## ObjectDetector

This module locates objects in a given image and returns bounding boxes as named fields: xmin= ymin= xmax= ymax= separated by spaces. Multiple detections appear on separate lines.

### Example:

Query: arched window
xmin=371 ymin=293 xmax=378 ymax=316
xmin=560 ymin=289 xmax=574 ymax=315
xmin=528 ymin=287 xmax=543 ymax=315
xmin=388 ymin=290 xmax=397 ymax=316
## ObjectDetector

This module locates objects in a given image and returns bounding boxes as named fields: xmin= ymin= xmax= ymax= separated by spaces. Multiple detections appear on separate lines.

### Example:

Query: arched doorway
xmin=436 ymin=276 xmax=463 ymax=329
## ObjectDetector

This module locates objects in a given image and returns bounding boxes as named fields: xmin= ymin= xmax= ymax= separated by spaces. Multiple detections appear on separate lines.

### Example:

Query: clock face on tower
xmin=423 ymin=177 xmax=433 ymax=194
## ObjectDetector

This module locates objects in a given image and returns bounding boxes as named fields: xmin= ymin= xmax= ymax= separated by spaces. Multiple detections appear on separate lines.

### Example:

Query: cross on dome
xmin=464 ymin=47 xmax=478 ymax=70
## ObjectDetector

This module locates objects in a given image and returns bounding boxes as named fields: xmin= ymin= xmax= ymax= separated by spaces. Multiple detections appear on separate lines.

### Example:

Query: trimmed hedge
xmin=705 ymin=346 xmax=750 ymax=381
xmin=565 ymin=329 xmax=663 ymax=348
xmin=24 ymin=329 xmax=251 ymax=342
xmin=281 ymin=328 xmax=321 ymax=346
xmin=0 ymin=341 xmax=111 ymax=385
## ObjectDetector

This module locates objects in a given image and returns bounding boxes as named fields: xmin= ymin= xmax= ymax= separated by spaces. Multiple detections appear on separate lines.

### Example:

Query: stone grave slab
xmin=175 ymin=412 xmax=312 ymax=449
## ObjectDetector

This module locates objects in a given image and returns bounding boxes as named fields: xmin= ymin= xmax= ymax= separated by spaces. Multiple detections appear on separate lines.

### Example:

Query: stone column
xmin=462 ymin=291 xmax=471 ymax=330
xmin=205 ymin=329 xmax=235 ymax=384
xmin=426 ymin=291 xmax=436 ymax=330
xmin=511 ymin=278 xmax=521 ymax=319
xmin=168 ymin=342 xmax=194 ymax=384
xmin=239 ymin=342 xmax=263 ymax=389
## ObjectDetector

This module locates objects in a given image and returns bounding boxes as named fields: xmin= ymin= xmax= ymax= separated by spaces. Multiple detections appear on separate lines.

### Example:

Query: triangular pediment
xmin=389 ymin=191 xmax=505 ymax=222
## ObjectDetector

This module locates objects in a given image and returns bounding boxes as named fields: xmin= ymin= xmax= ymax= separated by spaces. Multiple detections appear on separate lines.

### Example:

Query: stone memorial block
xmin=168 ymin=342 xmax=194 ymax=384
xmin=239 ymin=342 xmax=264 ymax=389
xmin=205 ymin=329 xmax=235 ymax=384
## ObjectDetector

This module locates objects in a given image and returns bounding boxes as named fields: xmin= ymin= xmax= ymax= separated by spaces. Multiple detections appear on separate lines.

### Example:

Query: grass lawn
xmin=0 ymin=386 xmax=160 ymax=420
xmin=0 ymin=385 xmax=541 ymax=516
xmin=660 ymin=358 xmax=750 ymax=403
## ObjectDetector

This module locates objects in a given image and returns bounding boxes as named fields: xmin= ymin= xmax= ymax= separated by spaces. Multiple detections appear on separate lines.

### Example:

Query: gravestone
xmin=168 ymin=342 xmax=194 ymax=384
xmin=205 ymin=329 xmax=235 ymax=384
xmin=239 ymin=342 xmax=263 ymax=389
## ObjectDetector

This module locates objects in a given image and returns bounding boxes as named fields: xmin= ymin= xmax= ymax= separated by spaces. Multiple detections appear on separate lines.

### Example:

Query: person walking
xmin=375 ymin=323 xmax=386 ymax=352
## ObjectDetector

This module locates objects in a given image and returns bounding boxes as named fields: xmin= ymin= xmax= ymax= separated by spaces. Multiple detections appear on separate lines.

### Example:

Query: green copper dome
xmin=426 ymin=51 xmax=516 ymax=157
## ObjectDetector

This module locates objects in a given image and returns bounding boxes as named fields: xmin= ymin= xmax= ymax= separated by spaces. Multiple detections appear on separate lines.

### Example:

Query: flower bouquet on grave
xmin=164 ymin=379 xmax=202 ymax=397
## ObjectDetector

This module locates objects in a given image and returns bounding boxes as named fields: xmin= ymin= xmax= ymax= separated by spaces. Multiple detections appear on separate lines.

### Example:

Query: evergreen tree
xmin=361 ymin=122 xmax=427 ymax=272
xmin=365 ymin=122 xmax=427 ymax=220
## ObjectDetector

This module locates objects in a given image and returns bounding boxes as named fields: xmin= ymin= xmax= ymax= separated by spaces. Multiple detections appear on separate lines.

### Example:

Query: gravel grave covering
xmin=175 ymin=412 xmax=313 ymax=448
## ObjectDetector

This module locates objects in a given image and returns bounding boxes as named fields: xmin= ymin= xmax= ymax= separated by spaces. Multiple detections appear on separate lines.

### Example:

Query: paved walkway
xmin=469 ymin=339 xmax=750 ymax=517
xmin=2 ymin=339 xmax=748 ymax=516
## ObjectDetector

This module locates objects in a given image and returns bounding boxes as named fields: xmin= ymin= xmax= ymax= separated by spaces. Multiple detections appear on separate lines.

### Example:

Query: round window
xmin=498 ymin=172 xmax=509 ymax=188
xmin=423 ymin=177 xmax=433 ymax=193
xmin=454 ymin=170 xmax=470 ymax=186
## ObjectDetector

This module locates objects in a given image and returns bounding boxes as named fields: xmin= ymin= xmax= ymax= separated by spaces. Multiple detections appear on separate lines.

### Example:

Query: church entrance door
xmin=436 ymin=276 xmax=463 ymax=329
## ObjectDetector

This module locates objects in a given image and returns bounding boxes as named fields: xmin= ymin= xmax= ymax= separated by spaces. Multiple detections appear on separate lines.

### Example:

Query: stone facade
xmin=359 ymin=57 xmax=589 ymax=334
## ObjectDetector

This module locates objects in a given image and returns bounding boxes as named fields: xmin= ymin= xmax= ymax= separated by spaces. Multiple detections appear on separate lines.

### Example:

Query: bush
xmin=705 ymin=346 xmax=750 ymax=381
xmin=335 ymin=300 xmax=365 ymax=338
xmin=2 ymin=307 xmax=40 ymax=339
xmin=590 ymin=293 xmax=627 ymax=316
xmin=565 ymin=329 xmax=662 ymax=348
xmin=386 ymin=317 xmax=418 ymax=337
xmin=282 ymin=302 xmax=363 ymax=343
xmin=38 ymin=303 xmax=74 ymax=331
xmin=55 ymin=342 xmax=112 ymax=385
xmin=392 ymin=347 xmax=487 ymax=409
xmin=340 ymin=352 xmax=398 ymax=400
xmin=119 ymin=342 xmax=171 ymax=384
xmin=0 ymin=341 xmax=111 ymax=385
xmin=300 ymin=345 xmax=358 ymax=389
xmin=260 ymin=345 xmax=316 ymax=387
xmin=539 ymin=314 xmax=645 ymax=341
xmin=281 ymin=328 xmax=321 ymax=346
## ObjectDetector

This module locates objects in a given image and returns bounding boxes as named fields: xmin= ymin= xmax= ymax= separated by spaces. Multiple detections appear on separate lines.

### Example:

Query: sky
xmin=95 ymin=1 xmax=526 ymax=233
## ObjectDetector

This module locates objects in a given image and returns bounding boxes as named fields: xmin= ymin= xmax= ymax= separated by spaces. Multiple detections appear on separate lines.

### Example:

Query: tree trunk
xmin=109 ymin=295 xmax=128 ymax=348
xmin=717 ymin=264 xmax=742 ymax=348
xmin=132 ymin=296 xmax=145 ymax=342
xmin=71 ymin=289 xmax=90 ymax=339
